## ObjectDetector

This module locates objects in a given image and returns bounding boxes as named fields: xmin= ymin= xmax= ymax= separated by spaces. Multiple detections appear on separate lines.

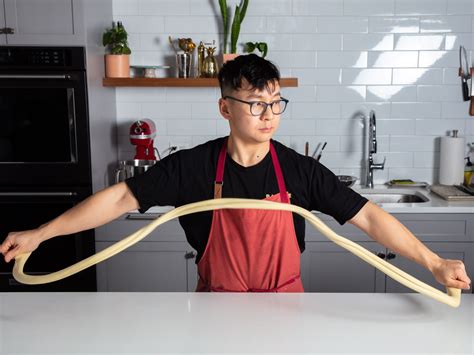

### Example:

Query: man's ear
xmin=219 ymin=98 xmax=231 ymax=120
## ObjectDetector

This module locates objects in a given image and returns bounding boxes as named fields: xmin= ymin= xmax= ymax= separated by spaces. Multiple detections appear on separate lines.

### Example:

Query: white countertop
xmin=134 ymin=185 xmax=474 ymax=215
xmin=0 ymin=292 xmax=472 ymax=354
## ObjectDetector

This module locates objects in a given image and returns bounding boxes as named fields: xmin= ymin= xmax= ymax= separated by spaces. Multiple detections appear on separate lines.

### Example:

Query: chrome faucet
xmin=365 ymin=110 xmax=386 ymax=188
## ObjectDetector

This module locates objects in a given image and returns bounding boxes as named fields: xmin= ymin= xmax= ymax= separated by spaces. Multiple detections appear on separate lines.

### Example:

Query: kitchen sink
xmin=356 ymin=189 xmax=430 ymax=204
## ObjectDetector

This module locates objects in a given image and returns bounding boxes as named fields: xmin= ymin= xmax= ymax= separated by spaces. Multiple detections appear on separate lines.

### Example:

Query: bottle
xmin=464 ymin=157 xmax=473 ymax=186
xmin=197 ymin=41 xmax=205 ymax=77
xmin=202 ymin=47 xmax=218 ymax=78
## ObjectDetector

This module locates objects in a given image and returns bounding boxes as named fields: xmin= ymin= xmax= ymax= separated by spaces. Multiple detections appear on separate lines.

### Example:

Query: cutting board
xmin=430 ymin=184 xmax=474 ymax=201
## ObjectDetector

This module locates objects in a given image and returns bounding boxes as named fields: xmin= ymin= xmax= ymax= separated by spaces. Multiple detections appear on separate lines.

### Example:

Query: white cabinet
xmin=0 ymin=0 xmax=84 ymax=45
xmin=95 ymin=213 xmax=198 ymax=292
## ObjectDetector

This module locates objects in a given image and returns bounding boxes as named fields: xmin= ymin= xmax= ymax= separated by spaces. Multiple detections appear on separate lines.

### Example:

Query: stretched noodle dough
xmin=13 ymin=198 xmax=461 ymax=307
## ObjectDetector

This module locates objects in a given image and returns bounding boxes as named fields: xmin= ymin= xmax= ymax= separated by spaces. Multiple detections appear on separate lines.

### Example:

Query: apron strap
xmin=214 ymin=138 xmax=289 ymax=203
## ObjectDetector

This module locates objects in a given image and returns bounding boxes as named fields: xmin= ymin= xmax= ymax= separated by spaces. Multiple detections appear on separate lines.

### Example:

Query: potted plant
xmin=102 ymin=21 xmax=131 ymax=78
xmin=218 ymin=0 xmax=249 ymax=62
xmin=244 ymin=41 xmax=268 ymax=58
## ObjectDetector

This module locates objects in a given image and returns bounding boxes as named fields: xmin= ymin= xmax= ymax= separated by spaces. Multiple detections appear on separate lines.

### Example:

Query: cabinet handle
xmin=5 ymin=27 xmax=14 ymax=34
xmin=386 ymin=252 xmax=396 ymax=260
xmin=0 ymin=28 xmax=5 ymax=34
xmin=125 ymin=214 xmax=163 ymax=220
xmin=185 ymin=251 xmax=196 ymax=259
xmin=376 ymin=252 xmax=386 ymax=259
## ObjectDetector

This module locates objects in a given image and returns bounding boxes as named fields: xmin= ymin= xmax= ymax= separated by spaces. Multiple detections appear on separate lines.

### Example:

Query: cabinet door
xmin=4 ymin=0 xmax=84 ymax=45
xmin=96 ymin=241 xmax=197 ymax=292
xmin=301 ymin=242 xmax=385 ymax=293
xmin=385 ymin=243 xmax=473 ymax=294
xmin=0 ymin=4 xmax=6 ymax=45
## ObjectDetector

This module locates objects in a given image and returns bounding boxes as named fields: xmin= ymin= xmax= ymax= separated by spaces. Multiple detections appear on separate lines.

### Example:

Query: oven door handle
xmin=0 ymin=192 xmax=77 ymax=197
xmin=0 ymin=75 xmax=72 ymax=79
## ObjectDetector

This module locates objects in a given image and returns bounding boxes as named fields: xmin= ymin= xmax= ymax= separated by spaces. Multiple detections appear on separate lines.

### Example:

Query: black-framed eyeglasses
xmin=223 ymin=96 xmax=289 ymax=116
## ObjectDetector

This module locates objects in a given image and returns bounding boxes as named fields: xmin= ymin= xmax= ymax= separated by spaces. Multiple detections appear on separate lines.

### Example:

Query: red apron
xmin=196 ymin=140 xmax=304 ymax=292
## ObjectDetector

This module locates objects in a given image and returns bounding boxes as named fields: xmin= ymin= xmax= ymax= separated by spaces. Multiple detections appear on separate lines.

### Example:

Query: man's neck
xmin=227 ymin=135 xmax=270 ymax=167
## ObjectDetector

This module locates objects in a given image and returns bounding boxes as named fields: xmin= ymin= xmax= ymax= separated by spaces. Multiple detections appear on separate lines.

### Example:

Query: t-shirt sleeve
xmin=124 ymin=152 xmax=181 ymax=213
xmin=310 ymin=162 xmax=368 ymax=225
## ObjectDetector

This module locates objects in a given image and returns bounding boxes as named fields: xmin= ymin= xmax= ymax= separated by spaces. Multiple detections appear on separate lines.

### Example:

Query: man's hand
xmin=0 ymin=230 xmax=42 ymax=263
xmin=431 ymin=258 xmax=471 ymax=290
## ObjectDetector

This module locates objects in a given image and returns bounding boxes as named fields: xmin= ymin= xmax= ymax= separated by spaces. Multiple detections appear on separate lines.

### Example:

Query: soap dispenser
xmin=464 ymin=157 xmax=473 ymax=186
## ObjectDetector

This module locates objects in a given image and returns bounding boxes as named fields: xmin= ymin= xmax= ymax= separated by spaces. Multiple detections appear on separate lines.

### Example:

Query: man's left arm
xmin=349 ymin=201 xmax=472 ymax=290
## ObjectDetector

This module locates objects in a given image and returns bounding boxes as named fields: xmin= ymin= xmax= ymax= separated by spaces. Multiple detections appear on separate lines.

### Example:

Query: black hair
xmin=218 ymin=54 xmax=280 ymax=97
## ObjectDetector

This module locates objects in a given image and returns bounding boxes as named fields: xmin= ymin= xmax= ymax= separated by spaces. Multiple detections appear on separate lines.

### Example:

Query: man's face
xmin=219 ymin=79 xmax=282 ymax=145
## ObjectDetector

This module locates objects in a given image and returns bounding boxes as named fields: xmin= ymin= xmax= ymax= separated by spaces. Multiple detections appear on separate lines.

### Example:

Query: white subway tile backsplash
xmin=446 ymin=0 xmax=473 ymax=15
xmin=390 ymin=136 xmax=437 ymax=151
xmin=343 ymin=34 xmax=394 ymax=51
xmin=279 ymin=120 xmax=317 ymax=135
xmin=445 ymin=33 xmax=473 ymax=50
xmin=368 ymin=51 xmax=418 ymax=67
xmin=394 ymin=34 xmax=445 ymax=50
xmin=391 ymin=102 xmax=441 ymax=118
xmin=293 ymin=0 xmax=344 ymax=16
xmin=316 ymin=119 xmax=365 ymax=136
xmin=369 ymin=17 xmax=419 ymax=33
xmin=443 ymin=68 xmax=461 ymax=84
xmin=284 ymin=86 xmax=318 ymax=102
xmin=138 ymin=0 xmax=188 ymax=15
xmin=141 ymin=103 xmax=191 ymax=119
xmin=316 ymin=86 xmax=366 ymax=102
xmin=246 ymin=0 xmax=292 ymax=16
xmin=292 ymin=102 xmax=341 ymax=119
xmin=292 ymin=68 xmax=342 ymax=85
xmin=120 ymin=16 xmax=164 ymax=34
xmin=165 ymin=16 xmax=219 ymax=34
xmin=395 ymin=0 xmax=447 ymax=16
xmin=420 ymin=16 xmax=472 ymax=33
xmin=342 ymin=68 xmax=392 ymax=85
xmin=317 ymin=17 xmax=368 ymax=33
xmin=317 ymin=51 xmax=367 ymax=68
xmin=418 ymin=50 xmax=458 ymax=68
xmin=267 ymin=17 xmax=317 ymax=34
xmin=113 ymin=0 xmax=474 ymax=184
xmin=415 ymin=119 xmax=465 ymax=135
xmin=344 ymin=0 xmax=395 ymax=16
xmin=340 ymin=102 xmax=391 ymax=119
xmin=267 ymin=51 xmax=317 ymax=68
xmin=292 ymin=34 xmax=343 ymax=50
xmin=441 ymin=102 xmax=471 ymax=118
xmin=367 ymin=85 xmax=417 ymax=101
xmin=414 ymin=151 xmax=439 ymax=168
xmin=377 ymin=119 xmax=416 ymax=135
xmin=168 ymin=120 xmax=217 ymax=136
xmin=392 ymin=68 xmax=443 ymax=85
xmin=114 ymin=0 xmax=139 ymax=16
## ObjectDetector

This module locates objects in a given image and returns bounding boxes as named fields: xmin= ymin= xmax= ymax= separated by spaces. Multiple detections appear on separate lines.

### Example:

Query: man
xmin=1 ymin=54 xmax=471 ymax=292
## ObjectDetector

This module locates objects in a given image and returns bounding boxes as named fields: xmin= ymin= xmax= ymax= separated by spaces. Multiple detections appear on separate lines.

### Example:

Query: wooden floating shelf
xmin=102 ymin=77 xmax=298 ymax=88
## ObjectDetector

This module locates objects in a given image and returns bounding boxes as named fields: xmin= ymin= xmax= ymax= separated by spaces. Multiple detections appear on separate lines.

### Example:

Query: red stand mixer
xmin=129 ymin=119 xmax=157 ymax=160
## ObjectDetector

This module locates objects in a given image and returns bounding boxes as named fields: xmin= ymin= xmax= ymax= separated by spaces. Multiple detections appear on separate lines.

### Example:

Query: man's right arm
xmin=0 ymin=182 xmax=140 ymax=263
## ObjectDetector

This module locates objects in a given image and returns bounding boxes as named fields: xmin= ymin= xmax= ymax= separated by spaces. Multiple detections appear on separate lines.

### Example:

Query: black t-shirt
xmin=125 ymin=137 xmax=368 ymax=263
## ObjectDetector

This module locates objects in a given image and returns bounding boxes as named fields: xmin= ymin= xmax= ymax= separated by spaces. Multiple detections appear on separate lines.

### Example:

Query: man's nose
xmin=260 ymin=105 xmax=275 ymax=121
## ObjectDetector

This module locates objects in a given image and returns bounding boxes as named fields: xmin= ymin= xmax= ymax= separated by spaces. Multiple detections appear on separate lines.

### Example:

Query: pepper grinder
xmin=197 ymin=41 xmax=205 ymax=77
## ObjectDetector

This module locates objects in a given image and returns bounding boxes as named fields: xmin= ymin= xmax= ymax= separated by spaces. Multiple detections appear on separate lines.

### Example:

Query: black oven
xmin=0 ymin=187 xmax=96 ymax=291
xmin=0 ymin=46 xmax=91 ymax=187
xmin=0 ymin=46 xmax=96 ymax=291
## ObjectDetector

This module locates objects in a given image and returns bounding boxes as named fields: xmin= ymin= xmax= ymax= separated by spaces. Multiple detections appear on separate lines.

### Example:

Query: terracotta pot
xmin=105 ymin=54 xmax=130 ymax=78
xmin=222 ymin=53 xmax=239 ymax=63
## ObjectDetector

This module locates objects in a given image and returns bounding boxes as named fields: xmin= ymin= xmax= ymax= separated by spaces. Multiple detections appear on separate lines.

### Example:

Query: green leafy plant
xmin=102 ymin=21 xmax=131 ymax=55
xmin=218 ymin=0 xmax=249 ymax=54
xmin=244 ymin=41 xmax=268 ymax=58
